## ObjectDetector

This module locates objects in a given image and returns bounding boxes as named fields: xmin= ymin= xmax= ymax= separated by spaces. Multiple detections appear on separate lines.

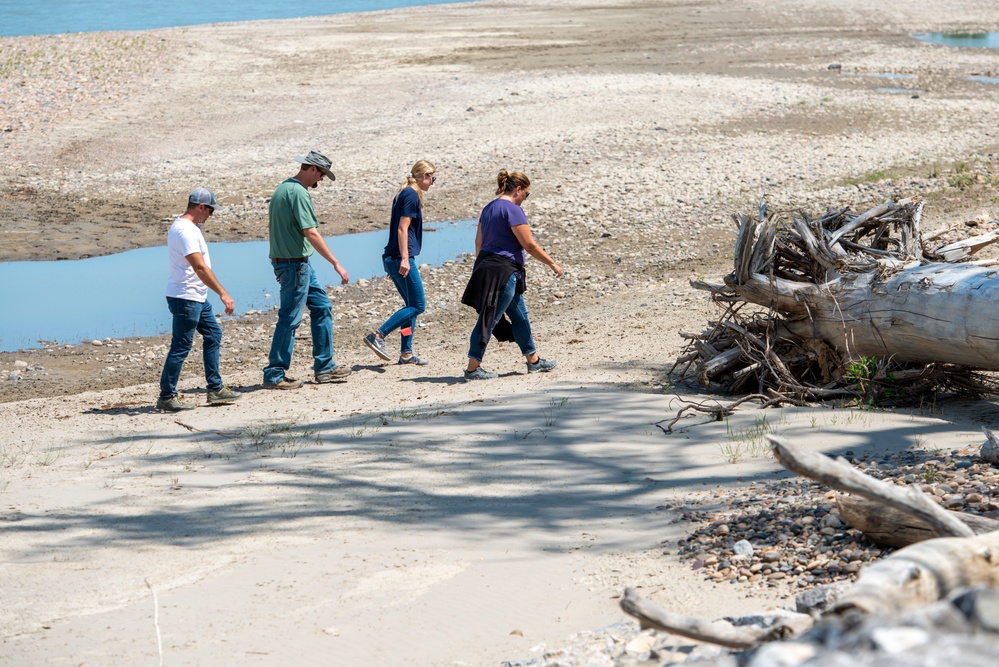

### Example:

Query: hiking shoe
xmin=526 ymin=357 xmax=557 ymax=374
xmin=398 ymin=353 xmax=429 ymax=366
xmin=463 ymin=367 xmax=498 ymax=381
xmin=315 ymin=367 xmax=352 ymax=383
xmin=207 ymin=386 xmax=241 ymax=404
xmin=363 ymin=332 xmax=391 ymax=361
xmin=156 ymin=396 xmax=195 ymax=412
xmin=265 ymin=377 xmax=304 ymax=390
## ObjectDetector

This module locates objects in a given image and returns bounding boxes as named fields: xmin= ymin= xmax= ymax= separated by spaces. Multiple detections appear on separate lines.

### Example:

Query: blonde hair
xmin=495 ymin=169 xmax=530 ymax=196
xmin=398 ymin=160 xmax=435 ymax=207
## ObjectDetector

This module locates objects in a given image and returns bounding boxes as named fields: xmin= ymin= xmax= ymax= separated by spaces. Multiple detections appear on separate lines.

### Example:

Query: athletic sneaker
xmin=315 ymin=367 xmax=352 ymax=383
xmin=156 ymin=395 xmax=195 ymax=412
xmin=363 ymin=332 xmax=391 ymax=361
xmin=397 ymin=354 xmax=429 ymax=366
xmin=207 ymin=386 xmax=241 ymax=404
xmin=463 ymin=367 xmax=498 ymax=381
xmin=265 ymin=377 xmax=304 ymax=390
xmin=526 ymin=357 xmax=557 ymax=373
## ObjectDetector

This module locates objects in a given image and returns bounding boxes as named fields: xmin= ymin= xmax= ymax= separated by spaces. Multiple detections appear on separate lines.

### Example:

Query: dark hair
xmin=495 ymin=169 xmax=530 ymax=195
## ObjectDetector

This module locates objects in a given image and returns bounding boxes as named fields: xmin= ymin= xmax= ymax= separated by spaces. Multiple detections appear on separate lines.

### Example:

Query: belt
xmin=273 ymin=257 xmax=308 ymax=263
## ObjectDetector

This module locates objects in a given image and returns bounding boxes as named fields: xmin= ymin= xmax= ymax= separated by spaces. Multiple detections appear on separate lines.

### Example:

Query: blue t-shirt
xmin=383 ymin=187 xmax=423 ymax=259
xmin=478 ymin=198 xmax=527 ymax=265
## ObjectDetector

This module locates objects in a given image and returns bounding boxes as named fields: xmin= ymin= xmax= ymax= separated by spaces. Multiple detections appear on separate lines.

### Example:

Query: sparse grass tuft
xmin=720 ymin=414 xmax=784 ymax=462
xmin=846 ymin=169 xmax=897 ymax=185
xmin=541 ymin=396 xmax=571 ymax=427
xmin=232 ymin=418 xmax=320 ymax=457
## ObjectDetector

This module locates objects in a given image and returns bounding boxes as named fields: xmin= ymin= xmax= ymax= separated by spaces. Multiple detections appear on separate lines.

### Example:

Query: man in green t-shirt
xmin=263 ymin=151 xmax=352 ymax=389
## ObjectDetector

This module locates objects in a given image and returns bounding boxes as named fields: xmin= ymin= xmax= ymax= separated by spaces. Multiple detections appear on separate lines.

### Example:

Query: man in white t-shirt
xmin=157 ymin=187 xmax=241 ymax=411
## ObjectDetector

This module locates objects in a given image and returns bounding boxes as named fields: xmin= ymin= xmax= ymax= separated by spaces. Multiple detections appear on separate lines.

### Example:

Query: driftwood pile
xmin=672 ymin=197 xmax=999 ymax=413
xmin=620 ymin=435 xmax=999 ymax=666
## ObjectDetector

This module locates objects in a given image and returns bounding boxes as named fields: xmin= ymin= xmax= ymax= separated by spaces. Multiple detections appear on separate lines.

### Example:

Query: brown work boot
xmin=315 ymin=367 xmax=352 ymax=383
xmin=265 ymin=377 xmax=304 ymax=390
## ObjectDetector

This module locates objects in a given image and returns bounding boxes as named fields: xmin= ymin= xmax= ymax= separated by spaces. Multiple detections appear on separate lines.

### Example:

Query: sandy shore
xmin=4 ymin=0 xmax=999 ymax=664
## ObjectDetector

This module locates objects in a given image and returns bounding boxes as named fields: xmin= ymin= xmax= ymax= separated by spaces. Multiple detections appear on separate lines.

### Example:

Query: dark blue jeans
xmin=377 ymin=256 xmax=426 ymax=354
xmin=159 ymin=296 xmax=223 ymax=399
xmin=264 ymin=260 xmax=335 ymax=384
xmin=467 ymin=273 xmax=536 ymax=362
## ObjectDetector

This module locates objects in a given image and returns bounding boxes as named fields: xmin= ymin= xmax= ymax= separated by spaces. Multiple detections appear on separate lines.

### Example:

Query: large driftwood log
xmin=727 ymin=197 xmax=999 ymax=369
xmin=837 ymin=494 xmax=999 ymax=547
xmin=735 ymin=263 xmax=999 ymax=369
xmin=832 ymin=531 xmax=999 ymax=616
xmin=676 ymin=198 xmax=999 ymax=404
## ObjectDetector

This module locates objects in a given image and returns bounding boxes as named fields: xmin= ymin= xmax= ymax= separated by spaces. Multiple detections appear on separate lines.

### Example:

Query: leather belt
xmin=273 ymin=257 xmax=308 ymax=263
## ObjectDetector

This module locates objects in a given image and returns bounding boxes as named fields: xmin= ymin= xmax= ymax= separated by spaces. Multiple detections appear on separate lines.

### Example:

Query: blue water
xmin=914 ymin=32 xmax=999 ymax=49
xmin=0 ymin=221 xmax=476 ymax=352
xmin=967 ymin=76 xmax=999 ymax=84
xmin=0 ymin=0 xmax=469 ymax=37
xmin=868 ymin=73 xmax=915 ymax=80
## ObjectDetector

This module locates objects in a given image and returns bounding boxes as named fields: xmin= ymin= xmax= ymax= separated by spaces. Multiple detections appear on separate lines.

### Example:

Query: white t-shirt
xmin=165 ymin=216 xmax=211 ymax=302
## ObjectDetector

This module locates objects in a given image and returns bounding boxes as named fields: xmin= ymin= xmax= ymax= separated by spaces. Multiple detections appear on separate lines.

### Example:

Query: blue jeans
xmin=378 ymin=256 xmax=426 ymax=354
xmin=263 ymin=260 xmax=335 ymax=384
xmin=467 ymin=273 xmax=536 ymax=363
xmin=159 ymin=296 xmax=223 ymax=399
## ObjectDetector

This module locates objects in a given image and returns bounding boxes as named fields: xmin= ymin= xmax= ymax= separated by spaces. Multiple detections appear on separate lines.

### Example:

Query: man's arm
xmin=303 ymin=227 xmax=349 ymax=284
xmin=185 ymin=252 xmax=235 ymax=314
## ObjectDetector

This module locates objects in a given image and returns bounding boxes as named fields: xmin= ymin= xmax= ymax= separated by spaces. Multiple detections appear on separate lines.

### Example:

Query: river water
xmin=0 ymin=0 xmax=470 ymax=36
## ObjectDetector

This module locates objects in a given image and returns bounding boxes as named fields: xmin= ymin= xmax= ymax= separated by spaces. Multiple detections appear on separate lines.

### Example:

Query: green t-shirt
xmin=269 ymin=178 xmax=318 ymax=259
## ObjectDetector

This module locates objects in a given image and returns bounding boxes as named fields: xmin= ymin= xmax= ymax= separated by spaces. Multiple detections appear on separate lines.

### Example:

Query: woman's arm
xmin=511 ymin=224 xmax=563 ymax=277
xmin=397 ymin=216 xmax=411 ymax=277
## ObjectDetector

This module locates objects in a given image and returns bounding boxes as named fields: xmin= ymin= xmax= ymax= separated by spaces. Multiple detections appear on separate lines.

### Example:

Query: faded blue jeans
xmin=377 ymin=256 xmax=426 ymax=354
xmin=467 ymin=273 xmax=536 ymax=362
xmin=263 ymin=260 xmax=336 ymax=384
xmin=159 ymin=296 xmax=223 ymax=399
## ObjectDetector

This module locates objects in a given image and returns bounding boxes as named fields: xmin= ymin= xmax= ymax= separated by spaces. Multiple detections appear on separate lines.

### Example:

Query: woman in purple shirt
xmin=460 ymin=169 xmax=563 ymax=380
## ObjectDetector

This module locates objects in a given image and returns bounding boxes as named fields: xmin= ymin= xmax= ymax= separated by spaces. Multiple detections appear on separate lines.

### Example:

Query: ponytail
xmin=398 ymin=159 xmax=435 ymax=207
xmin=495 ymin=169 xmax=530 ymax=195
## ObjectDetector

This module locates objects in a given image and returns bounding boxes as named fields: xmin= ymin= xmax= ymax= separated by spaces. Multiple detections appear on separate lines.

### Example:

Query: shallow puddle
xmin=868 ymin=73 xmax=915 ymax=80
xmin=914 ymin=32 xmax=999 ymax=49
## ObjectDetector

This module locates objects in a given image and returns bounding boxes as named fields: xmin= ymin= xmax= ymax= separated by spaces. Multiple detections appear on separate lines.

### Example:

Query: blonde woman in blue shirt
xmin=364 ymin=160 xmax=437 ymax=365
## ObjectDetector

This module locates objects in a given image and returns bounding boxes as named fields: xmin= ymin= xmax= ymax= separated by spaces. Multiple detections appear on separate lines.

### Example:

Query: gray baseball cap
xmin=188 ymin=187 xmax=220 ymax=210
xmin=295 ymin=150 xmax=336 ymax=181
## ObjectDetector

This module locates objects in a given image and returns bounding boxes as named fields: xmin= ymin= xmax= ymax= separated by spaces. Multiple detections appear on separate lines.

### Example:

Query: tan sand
xmin=3 ymin=0 xmax=999 ymax=664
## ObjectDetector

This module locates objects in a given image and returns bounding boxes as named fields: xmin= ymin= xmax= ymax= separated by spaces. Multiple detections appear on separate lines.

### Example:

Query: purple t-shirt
xmin=478 ymin=198 xmax=527 ymax=265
